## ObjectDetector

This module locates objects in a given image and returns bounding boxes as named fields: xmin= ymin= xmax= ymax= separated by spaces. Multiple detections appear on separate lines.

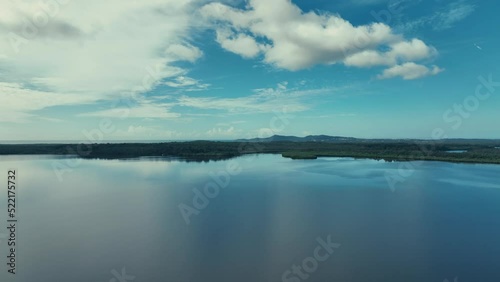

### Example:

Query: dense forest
xmin=1 ymin=139 xmax=500 ymax=164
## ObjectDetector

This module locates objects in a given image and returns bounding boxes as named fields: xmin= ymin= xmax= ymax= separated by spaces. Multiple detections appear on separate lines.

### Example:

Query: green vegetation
xmin=1 ymin=139 xmax=500 ymax=164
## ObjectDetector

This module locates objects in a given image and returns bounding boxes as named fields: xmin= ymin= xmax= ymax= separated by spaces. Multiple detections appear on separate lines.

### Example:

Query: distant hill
xmin=236 ymin=135 xmax=358 ymax=143
xmin=236 ymin=135 xmax=500 ymax=144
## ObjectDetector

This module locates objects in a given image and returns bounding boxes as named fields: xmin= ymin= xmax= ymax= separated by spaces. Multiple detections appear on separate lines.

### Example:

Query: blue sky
xmin=0 ymin=0 xmax=499 ymax=141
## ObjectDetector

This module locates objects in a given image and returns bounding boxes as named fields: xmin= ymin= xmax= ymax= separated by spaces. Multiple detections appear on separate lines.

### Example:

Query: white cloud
xmin=177 ymin=94 xmax=306 ymax=113
xmin=345 ymin=39 xmax=437 ymax=67
xmin=177 ymin=83 xmax=319 ymax=114
xmin=206 ymin=126 xmax=239 ymax=137
xmin=215 ymin=29 xmax=264 ymax=58
xmin=434 ymin=0 xmax=475 ymax=30
xmin=0 ymin=0 xmax=200 ymax=122
xmin=111 ymin=125 xmax=183 ymax=139
xmin=164 ymin=44 xmax=203 ymax=63
xmin=0 ymin=82 xmax=95 ymax=122
xmin=164 ymin=76 xmax=210 ymax=90
xmin=201 ymin=0 xmax=442 ymax=78
xmin=79 ymin=103 xmax=180 ymax=119
xmin=126 ymin=125 xmax=179 ymax=137
xmin=277 ymin=81 xmax=288 ymax=90
xmin=377 ymin=63 xmax=444 ymax=80
xmin=344 ymin=50 xmax=392 ymax=68
xmin=389 ymin=39 xmax=436 ymax=61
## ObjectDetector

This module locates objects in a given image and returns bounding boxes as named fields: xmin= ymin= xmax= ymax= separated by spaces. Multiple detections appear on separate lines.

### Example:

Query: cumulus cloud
xmin=215 ymin=29 xmax=264 ymax=58
xmin=201 ymin=0 xmax=441 ymax=78
xmin=344 ymin=39 xmax=437 ymax=67
xmin=377 ymin=63 xmax=444 ymax=80
xmin=0 ymin=0 xmax=447 ymax=127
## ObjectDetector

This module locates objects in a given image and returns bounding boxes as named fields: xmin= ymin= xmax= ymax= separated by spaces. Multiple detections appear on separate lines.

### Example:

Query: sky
xmin=0 ymin=0 xmax=499 ymax=141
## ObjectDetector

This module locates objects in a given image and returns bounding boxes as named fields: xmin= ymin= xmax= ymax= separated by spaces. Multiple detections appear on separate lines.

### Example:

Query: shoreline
xmin=1 ymin=140 xmax=500 ymax=165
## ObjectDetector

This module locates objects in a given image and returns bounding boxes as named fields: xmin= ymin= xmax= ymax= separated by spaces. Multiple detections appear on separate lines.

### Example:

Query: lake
xmin=1 ymin=155 xmax=500 ymax=282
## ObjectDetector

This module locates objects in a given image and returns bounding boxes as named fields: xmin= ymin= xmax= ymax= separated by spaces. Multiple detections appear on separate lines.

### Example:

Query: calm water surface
xmin=0 ymin=155 xmax=500 ymax=282
xmin=445 ymin=150 xmax=468 ymax=153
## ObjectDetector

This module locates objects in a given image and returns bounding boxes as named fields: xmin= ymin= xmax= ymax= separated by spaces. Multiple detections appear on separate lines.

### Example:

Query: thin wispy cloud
xmin=164 ymin=76 xmax=210 ymax=91
xmin=79 ymin=103 xmax=180 ymax=119
xmin=177 ymin=90 xmax=308 ymax=114
xmin=0 ymin=82 xmax=96 ymax=123
xmin=397 ymin=0 xmax=475 ymax=32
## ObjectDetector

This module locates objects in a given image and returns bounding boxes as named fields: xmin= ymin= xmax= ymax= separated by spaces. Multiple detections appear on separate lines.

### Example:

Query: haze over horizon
xmin=1 ymin=0 xmax=499 ymax=141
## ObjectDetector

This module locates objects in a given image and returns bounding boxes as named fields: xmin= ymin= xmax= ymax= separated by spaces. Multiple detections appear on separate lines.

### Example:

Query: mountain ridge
xmin=236 ymin=135 xmax=359 ymax=143
xmin=236 ymin=135 xmax=500 ymax=143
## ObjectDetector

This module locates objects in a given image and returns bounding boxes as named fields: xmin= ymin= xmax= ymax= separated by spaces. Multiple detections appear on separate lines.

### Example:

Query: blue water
xmin=0 ymin=155 xmax=499 ymax=282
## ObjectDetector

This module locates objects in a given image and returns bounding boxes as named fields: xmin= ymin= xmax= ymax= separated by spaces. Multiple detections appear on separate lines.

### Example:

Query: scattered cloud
xmin=201 ymin=0 xmax=441 ymax=78
xmin=164 ymin=76 xmax=210 ymax=90
xmin=114 ymin=125 xmax=183 ymax=139
xmin=377 ymin=62 xmax=444 ymax=80
xmin=215 ymin=29 xmax=264 ymax=58
xmin=206 ymin=126 xmax=241 ymax=137
xmin=277 ymin=81 xmax=288 ymax=90
xmin=344 ymin=39 xmax=437 ymax=67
